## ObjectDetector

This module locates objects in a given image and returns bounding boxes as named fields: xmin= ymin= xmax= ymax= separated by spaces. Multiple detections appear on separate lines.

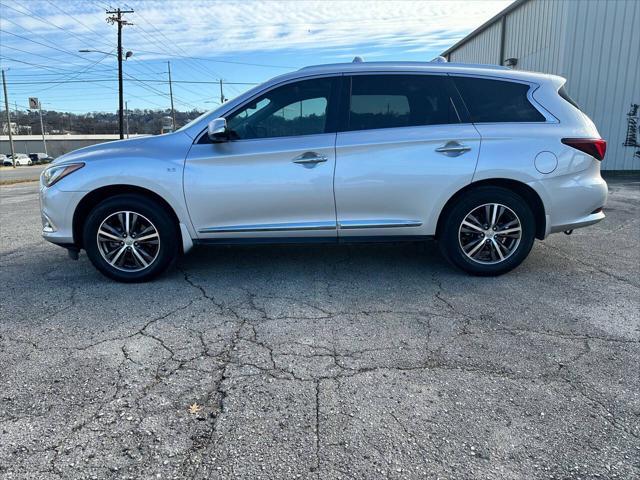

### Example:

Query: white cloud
xmin=0 ymin=0 xmax=512 ymax=111
xmin=1 ymin=0 xmax=512 ymax=60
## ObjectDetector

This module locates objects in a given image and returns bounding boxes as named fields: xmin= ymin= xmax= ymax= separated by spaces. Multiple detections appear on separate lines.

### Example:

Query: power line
xmin=127 ymin=6 xmax=225 ymax=81
xmin=0 ymin=28 xmax=101 ymax=63
xmin=29 ymin=52 xmax=114 ymax=95
xmin=44 ymin=0 xmax=109 ymax=39
xmin=122 ymin=73 xmax=200 ymax=110
xmin=5 ymin=78 xmax=258 ymax=85
xmin=133 ymin=49 xmax=295 ymax=69
xmin=0 ymin=1 xmax=113 ymax=50
xmin=0 ymin=56 xmax=99 ymax=74
xmin=0 ymin=2 xmax=261 ymax=113
xmin=130 ymin=22 xmax=222 ymax=84
xmin=0 ymin=4 xmax=174 ymax=115
xmin=0 ymin=45 xmax=114 ymax=70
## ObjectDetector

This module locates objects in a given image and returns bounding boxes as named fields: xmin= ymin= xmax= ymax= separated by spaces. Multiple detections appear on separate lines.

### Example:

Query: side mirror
xmin=207 ymin=117 xmax=228 ymax=142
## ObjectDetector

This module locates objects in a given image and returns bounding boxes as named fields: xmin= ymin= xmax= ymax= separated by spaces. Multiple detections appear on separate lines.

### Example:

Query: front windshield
xmin=175 ymin=110 xmax=213 ymax=132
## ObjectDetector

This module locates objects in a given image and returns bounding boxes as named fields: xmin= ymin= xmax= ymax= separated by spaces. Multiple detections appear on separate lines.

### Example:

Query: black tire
xmin=438 ymin=186 xmax=536 ymax=276
xmin=83 ymin=194 xmax=179 ymax=282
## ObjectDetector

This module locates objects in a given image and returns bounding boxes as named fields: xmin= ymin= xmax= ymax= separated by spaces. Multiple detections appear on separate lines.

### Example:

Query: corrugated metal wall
xmin=448 ymin=21 xmax=502 ymax=65
xmin=502 ymin=0 xmax=568 ymax=74
xmin=445 ymin=0 xmax=640 ymax=170
xmin=560 ymin=0 xmax=640 ymax=171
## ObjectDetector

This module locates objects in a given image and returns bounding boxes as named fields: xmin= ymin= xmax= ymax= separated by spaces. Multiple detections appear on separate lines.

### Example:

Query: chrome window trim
xmin=194 ymin=70 xmax=559 ymax=144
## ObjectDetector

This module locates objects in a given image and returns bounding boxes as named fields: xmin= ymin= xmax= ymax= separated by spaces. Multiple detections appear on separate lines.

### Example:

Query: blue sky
xmin=0 ymin=0 xmax=511 ymax=114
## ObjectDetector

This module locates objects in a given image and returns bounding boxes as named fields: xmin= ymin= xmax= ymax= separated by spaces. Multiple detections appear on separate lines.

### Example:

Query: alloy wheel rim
xmin=458 ymin=203 xmax=522 ymax=265
xmin=97 ymin=211 xmax=160 ymax=272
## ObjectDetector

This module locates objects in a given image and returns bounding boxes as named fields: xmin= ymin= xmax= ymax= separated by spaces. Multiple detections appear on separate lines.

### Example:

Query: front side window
xmin=346 ymin=74 xmax=459 ymax=131
xmin=226 ymin=77 xmax=333 ymax=140
xmin=453 ymin=76 xmax=546 ymax=123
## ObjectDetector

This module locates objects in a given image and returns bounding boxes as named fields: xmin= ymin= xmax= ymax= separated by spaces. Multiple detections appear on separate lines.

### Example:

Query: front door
xmin=184 ymin=76 xmax=340 ymax=240
xmin=334 ymin=73 xmax=481 ymax=238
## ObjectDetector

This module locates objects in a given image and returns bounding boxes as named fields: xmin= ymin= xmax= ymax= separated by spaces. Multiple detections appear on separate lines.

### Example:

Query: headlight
xmin=42 ymin=163 xmax=84 ymax=187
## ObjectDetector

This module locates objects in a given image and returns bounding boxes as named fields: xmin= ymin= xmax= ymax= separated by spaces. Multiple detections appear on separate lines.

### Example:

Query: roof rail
xmin=298 ymin=61 xmax=511 ymax=71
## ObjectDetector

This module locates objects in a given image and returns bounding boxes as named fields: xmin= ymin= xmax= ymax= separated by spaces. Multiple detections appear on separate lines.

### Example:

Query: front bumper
xmin=39 ymin=184 xmax=85 ymax=246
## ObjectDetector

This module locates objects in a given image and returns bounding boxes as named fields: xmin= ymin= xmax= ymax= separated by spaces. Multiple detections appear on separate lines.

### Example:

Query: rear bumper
xmin=549 ymin=210 xmax=605 ymax=234
xmin=532 ymin=164 xmax=608 ymax=238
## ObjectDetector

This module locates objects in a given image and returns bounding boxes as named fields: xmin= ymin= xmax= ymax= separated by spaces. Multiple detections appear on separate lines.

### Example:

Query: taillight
xmin=561 ymin=138 xmax=606 ymax=161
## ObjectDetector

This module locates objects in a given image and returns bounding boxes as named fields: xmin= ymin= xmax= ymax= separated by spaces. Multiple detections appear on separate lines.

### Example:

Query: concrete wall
xmin=0 ymin=134 xmax=149 ymax=158
xmin=444 ymin=0 xmax=640 ymax=170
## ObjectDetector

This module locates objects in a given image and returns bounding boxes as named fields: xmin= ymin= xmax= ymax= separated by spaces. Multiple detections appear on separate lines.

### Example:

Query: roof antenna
xmin=352 ymin=56 xmax=364 ymax=63
xmin=430 ymin=56 xmax=447 ymax=63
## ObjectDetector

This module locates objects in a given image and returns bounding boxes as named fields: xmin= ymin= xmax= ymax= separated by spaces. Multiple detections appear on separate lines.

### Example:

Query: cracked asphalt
xmin=0 ymin=175 xmax=638 ymax=480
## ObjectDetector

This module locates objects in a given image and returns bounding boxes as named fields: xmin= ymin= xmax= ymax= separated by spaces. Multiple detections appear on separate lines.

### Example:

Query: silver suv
xmin=40 ymin=61 xmax=607 ymax=282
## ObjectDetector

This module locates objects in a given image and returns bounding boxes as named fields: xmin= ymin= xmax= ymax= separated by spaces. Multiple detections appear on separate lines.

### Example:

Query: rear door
xmin=334 ymin=73 xmax=481 ymax=237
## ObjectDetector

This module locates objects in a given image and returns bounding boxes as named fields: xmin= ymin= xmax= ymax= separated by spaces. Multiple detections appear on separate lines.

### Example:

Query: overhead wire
xmin=0 ymin=1 xmax=113 ymax=50
xmin=0 ymin=1 xmax=263 ymax=112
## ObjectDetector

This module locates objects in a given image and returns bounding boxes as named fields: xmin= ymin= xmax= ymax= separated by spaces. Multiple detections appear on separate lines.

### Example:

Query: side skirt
xmin=193 ymin=235 xmax=434 ymax=247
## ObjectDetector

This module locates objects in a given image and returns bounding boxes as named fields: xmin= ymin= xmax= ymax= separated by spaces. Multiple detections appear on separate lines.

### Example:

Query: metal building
xmin=442 ymin=0 xmax=639 ymax=171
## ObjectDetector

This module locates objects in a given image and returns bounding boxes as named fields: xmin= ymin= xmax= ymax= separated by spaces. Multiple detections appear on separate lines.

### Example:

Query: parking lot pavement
xmin=0 ymin=176 xmax=638 ymax=480
xmin=0 ymin=165 xmax=47 ymax=184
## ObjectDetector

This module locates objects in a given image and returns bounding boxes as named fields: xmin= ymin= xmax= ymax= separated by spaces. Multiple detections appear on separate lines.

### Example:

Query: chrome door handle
xmin=292 ymin=152 xmax=328 ymax=165
xmin=435 ymin=141 xmax=472 ymax=157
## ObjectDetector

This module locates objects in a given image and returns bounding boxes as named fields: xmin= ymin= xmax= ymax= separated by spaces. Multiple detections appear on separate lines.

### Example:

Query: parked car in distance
xmin=13 ymin=154 xmax=32 ymax=166
xmin=29 ymin=153 xmax=53 ymax=164
xmin=0 ymin=154 xmax=10 ymax=166
xmin=39 ymin=60 xmax=608 ymax=282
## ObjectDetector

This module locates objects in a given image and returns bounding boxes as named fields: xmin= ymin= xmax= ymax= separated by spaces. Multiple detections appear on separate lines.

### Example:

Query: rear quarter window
xmin=453 ymin=77 xmax=546 ymax=123
xmin=558 ymin=85 xmax=581 ymax=111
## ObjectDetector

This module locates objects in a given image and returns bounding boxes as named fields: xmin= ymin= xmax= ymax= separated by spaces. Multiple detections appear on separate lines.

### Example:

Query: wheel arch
xmin=435 ymin=178 xmax=546 ymax=240
xmin=73 ymin=184 xmax=182 ymax=249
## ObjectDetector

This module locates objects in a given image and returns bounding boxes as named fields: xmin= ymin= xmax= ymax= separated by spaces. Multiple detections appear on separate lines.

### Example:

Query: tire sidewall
xmin=83 ymin=195 xmax=179 ymax=282
xmin=440 ymin=187 xmax=536 ymax=276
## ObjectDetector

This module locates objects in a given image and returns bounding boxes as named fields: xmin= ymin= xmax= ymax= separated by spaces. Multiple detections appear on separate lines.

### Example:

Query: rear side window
xmin=346 ymin=75 xmax=460 ymax=131
xmin=453 ymin=77 xmax=546 ymax=123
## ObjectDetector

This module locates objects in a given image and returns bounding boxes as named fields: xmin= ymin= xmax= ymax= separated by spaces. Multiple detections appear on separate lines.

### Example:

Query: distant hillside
xmin=1 ymin=108 xmax=206 ymax=135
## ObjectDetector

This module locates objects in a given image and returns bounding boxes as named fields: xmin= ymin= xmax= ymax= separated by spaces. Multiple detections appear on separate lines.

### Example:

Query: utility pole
xmin=219 ymin=79 xmax=226 ymax=104
xmin=2 ymin=70 xmax=16 ymax=168
xmin=167 ymin=61 xmax=176 ymax=131
xmin=106 ymin=8 xmax=133 ymax=140
xmin=125 ymin=101 xmax=130 ymax=139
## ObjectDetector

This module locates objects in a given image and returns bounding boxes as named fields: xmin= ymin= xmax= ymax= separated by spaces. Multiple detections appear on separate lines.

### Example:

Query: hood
xmin=53 ymin=132 xmax=188 ymax=165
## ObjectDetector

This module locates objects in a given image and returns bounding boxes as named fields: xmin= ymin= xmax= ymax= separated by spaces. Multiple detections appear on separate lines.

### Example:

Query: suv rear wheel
xmin=439 ymin=187 xmax=535 ymax=276
xmin=83 ymin=194 xmax=179 ymax=282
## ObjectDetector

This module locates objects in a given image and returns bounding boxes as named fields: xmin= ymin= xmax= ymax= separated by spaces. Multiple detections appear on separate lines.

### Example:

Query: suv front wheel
xmin=83 ymin=194 xmax=179 ymax=282
xmin=439 ymin=187 xmax=536 ymax=276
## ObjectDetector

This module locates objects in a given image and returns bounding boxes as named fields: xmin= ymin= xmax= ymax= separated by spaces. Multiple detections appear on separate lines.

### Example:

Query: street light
xmin=79 ymin=49 xmax=133 ymax=139
xmin=79 ymin=49 xmax=133 ymax=59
